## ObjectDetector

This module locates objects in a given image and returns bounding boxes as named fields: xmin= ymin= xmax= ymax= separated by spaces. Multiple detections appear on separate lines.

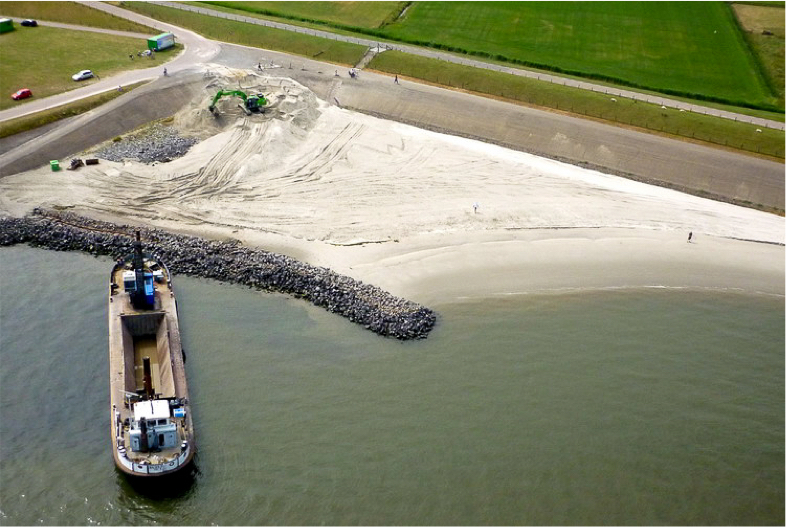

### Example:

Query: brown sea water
xmin=0 ymin=245 xmax=783 ymax=525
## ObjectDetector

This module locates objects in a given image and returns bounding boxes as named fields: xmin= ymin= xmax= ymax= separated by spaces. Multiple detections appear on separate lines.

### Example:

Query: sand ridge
xmin=0 ymin=67 xmax=782 ymax=303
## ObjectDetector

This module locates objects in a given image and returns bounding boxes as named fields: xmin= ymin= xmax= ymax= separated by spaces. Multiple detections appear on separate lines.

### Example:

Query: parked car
xmin=11 ymin=88 xmax=32 ymax=100
xmin=72 ymin=70 xmax=94 ymax=81
xmin=20 ymin=19 xmax=37 ymax=27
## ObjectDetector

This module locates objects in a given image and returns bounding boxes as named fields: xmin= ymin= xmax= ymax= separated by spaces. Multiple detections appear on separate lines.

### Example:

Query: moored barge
xmin=108 ymin=232 xmax=194 ymax=476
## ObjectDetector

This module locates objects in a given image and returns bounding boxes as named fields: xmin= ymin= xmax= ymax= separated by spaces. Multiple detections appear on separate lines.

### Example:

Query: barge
xmin=108 ymin=232 xmax=194 ymax=476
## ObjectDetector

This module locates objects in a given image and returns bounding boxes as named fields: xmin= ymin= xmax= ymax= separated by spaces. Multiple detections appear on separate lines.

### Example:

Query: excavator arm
xmin=208 ymin=90 xmax=248 ymax=112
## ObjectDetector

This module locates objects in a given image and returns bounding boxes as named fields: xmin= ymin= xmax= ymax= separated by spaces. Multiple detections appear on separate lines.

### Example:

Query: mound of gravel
xmin=95 ymin=124 xmax=199 ymax=164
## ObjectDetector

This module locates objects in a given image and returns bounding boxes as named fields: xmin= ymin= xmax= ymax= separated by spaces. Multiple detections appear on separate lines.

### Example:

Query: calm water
xmin=0 ymin=246 xmax=783 ymax=525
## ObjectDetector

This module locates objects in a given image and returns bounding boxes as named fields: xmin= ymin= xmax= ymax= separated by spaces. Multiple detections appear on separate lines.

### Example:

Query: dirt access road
xmin=1 ymin=3 xmax=783 ymax=212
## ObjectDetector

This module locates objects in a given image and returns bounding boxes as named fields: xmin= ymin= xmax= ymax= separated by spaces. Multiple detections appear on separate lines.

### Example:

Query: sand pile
xmin=2 ymin=66 xmax=782 ymax=245
xmin=0 ymin=66 xmax=782 ymax=301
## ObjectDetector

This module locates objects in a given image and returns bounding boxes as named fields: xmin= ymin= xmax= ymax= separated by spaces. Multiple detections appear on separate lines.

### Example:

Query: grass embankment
xmin=194 ymin=1 xmax=783 ymax=114
xmin=370 ymin=51 xmax=785 ymax=159
xmin=0 ymin=26 xmax=180 ymax=111
xmin=733 ymin=3 xmax=785 ymax=101
xmin=123 ymin=2 xmax=367 ymax=66
xmin=382 ymin=2 xmax=781 ymax=112
xmin=0 ymin=82 xmax=147 ymax=140
xmin=0 ymin=1 xmax=154 ymax=33
xmin=201 ymin=1 xmax=405 ymax=29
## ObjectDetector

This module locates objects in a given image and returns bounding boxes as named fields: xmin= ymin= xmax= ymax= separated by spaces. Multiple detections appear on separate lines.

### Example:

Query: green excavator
xmin=208 ymin=89 xmax=268 ymax=116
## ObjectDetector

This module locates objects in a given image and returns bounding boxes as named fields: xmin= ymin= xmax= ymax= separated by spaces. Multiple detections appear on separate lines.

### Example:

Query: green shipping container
xmin=0 ymin=18 xmax=14 ymax=34
xmin=147 ymin=32 xmax=175 ymax=51
xmin=50 ymin=160 xmax=60 ymax=171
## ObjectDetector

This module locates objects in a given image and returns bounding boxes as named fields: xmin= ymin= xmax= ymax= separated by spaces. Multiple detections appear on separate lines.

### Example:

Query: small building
xmin=147 ymin=32 xmax=175 ymax=51
xmin=0 ymin=18 xmax=14 ymax=33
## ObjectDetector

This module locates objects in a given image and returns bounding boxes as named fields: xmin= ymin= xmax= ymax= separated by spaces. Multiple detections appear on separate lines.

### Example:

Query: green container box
xmin=0 ymin=18 xmax=14 ymax=34
xmin=50 ymin=160 xmax=60 ymax=171
xmin=147 ymin=32 xmax=175 ymax=51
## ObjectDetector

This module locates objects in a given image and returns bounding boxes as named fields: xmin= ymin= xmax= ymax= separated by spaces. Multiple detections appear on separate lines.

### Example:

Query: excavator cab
xmin=209 ymin=90 xmax=267 ymax=116
xmin=245 ymin=94 xmax=267 ymax=113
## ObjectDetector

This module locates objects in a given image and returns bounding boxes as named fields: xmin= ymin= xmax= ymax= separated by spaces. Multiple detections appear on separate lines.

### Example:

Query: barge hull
xmin=108 ymin=256 xmax=195 ymax=477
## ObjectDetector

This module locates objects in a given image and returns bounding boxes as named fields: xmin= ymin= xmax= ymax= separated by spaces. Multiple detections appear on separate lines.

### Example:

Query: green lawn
xmin=0 ymin=27 xmax=178 ymax=111
xmin=381 ymin=2 xmax=779 ymax=111
xmin=192 ymin=1 xmax=782 ymax=113
xmin=201 ymin=1 xmax=406 ymax=28
xmin=123 ymin=2 xmax=367 ymax=66
xmin=0 ymin=1 xmax=154 ymax=33
xmin=732 ymin=3 xmax=785 ymax=101
xmin=370 ymin=51 xmax=785 ymax=159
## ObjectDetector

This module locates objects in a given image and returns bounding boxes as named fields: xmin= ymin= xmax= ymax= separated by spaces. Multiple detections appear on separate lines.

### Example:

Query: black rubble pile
xmin=0 ymin=210 xmax=437 ymax=340
xmin=94 ymin=124 xmax=198 ymax=164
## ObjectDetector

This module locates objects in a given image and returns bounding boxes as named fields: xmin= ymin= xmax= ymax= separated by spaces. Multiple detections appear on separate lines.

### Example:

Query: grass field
xmin=370 ymin=51 xmax=785 ymax=159
xmin=732 ymin=3 xmax=785 ymax=101
xmin=123 ymin=2 xmax=367 ymax=66
xmin=383 ymin=2 xmax=779 ymax=111
xmin=0 ymin=81 xmax=147 ymax=140
xmin=201 ymin=1 xmax=406 ymax=28
xmin=0 ymin=27 xmax=178 ymax=111
xmin=0 ymin=1 xmax=154 ymax=33
xmin=195 ymin=1 xmax=783 ymax=113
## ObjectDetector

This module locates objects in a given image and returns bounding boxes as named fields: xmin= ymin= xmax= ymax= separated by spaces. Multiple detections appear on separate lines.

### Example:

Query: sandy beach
xmin=1 ymin=68 xmax=782 ymax=305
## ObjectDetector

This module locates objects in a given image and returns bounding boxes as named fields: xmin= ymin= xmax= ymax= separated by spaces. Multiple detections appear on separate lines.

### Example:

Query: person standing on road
xmin=687 ymin=232 xmax=693 ymax=243
xmin=394 ymin=75 xmax=399 ymax=84
xmin=163 ymin=68 xmax=168 ymax=76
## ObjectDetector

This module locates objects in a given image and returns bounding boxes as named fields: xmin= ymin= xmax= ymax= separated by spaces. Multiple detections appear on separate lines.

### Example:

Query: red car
xmin=11 ymin=88 xmax=32 ymax=100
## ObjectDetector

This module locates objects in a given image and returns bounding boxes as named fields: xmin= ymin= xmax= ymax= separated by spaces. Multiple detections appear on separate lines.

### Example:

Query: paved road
xmin=0 ymin=3 xmax=220 ymax=123
xmin=3 ymin=16 xmax=150 ymax=39
xmin=154 ymin=0 xmax=785 ymax=131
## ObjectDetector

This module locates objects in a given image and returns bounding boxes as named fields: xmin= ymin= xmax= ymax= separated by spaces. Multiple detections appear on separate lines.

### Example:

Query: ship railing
xmin=118 ymin=444 xmax=191 ymax=475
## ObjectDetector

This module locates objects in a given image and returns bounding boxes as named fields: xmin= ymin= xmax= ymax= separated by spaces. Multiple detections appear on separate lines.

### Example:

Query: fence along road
xmin=152 ymin=1 xmax=784 ymax=131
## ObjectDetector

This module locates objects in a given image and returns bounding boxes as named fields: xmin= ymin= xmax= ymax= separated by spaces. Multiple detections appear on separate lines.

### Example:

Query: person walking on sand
xmin=473 ymin=202 xmax=479 ymax=214
xmin=687 ymin=232 xmax=693 ymax=243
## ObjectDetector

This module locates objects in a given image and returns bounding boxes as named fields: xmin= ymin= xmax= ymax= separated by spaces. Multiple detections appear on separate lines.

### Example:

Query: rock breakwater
xmin=1 ymin=210 xmax=436 ymax=340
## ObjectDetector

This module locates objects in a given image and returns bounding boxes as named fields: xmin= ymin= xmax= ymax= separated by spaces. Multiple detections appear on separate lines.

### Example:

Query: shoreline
xmin=70 ymin=210 xmax=781 ymax=306
xmin=229 ymin=226 xmax=785 ymax=306
xmin=3 ymin=217 xmax=781 ymax=308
